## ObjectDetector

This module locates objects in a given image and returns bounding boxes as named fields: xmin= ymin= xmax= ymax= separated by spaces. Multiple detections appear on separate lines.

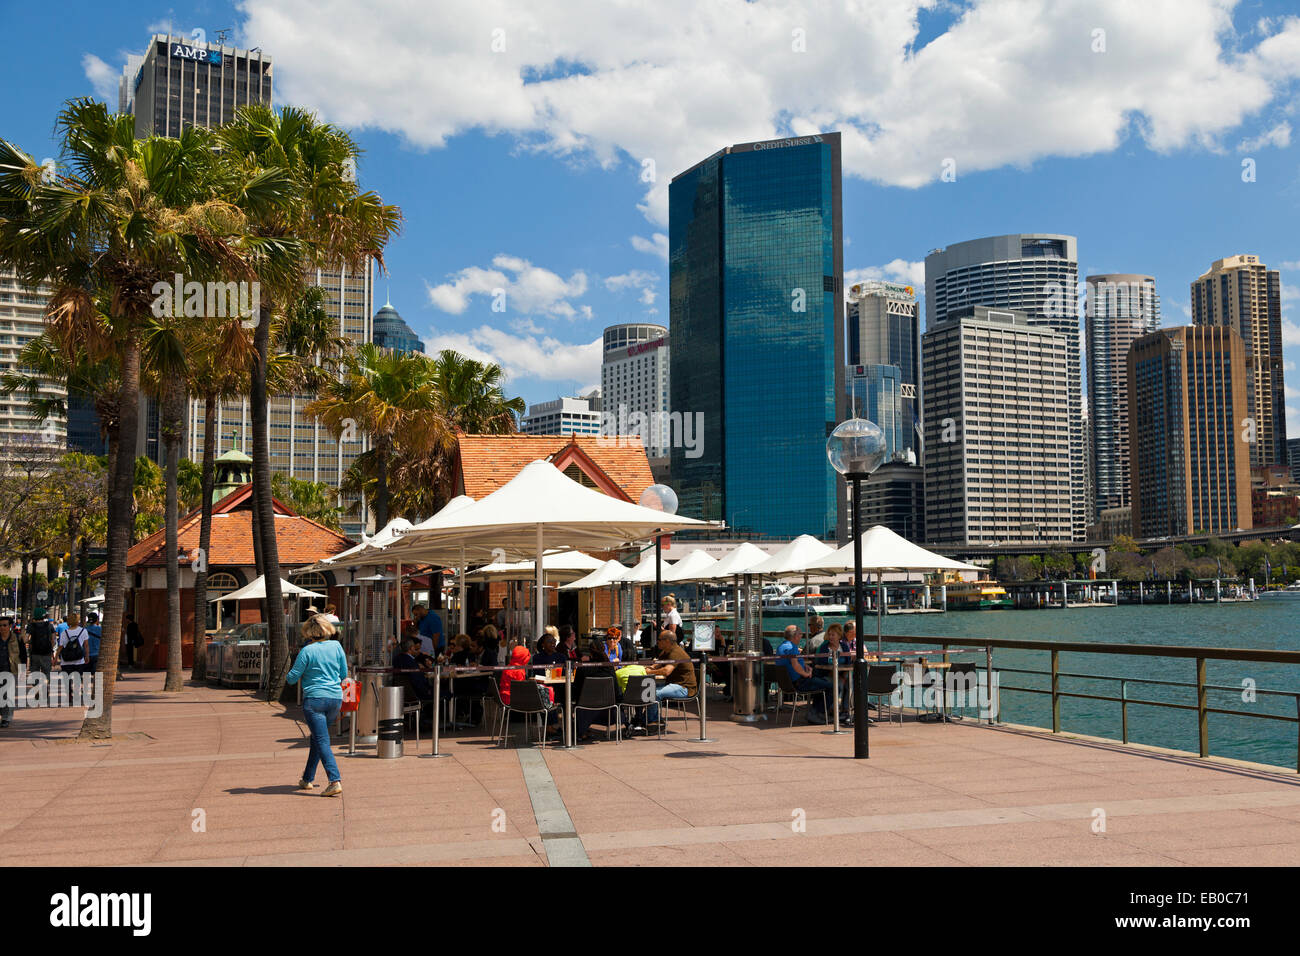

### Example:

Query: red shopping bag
xmin=340 ymin=678 xmax=359 ymax=713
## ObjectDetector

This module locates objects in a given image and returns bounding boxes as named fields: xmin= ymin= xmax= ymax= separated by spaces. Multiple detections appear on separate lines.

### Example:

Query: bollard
xmin=563 ymin=660 xmax=575 ymax=749
xmin=823 ymin=648 xmax=846 ymax=735
xmin=377 ymin=685 xmax=404 ymax=759
xmin=688 ymin=654 xmax=716 ymax=743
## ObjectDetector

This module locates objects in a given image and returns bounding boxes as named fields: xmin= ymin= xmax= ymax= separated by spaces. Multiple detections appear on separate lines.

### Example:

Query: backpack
xmin=62 ymin=629 xmax=85 ymax=662
xmin=28 ymin=620 xmax=53 ymax=656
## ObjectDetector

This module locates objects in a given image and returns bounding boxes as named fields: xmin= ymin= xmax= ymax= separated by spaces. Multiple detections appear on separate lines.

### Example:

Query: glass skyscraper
xmin=669 ymin=133 xmax=844 ymax=539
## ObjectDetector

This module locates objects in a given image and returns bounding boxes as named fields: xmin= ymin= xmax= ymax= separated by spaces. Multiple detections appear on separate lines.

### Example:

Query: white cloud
xmin=845 ymin=259 xmax=925 ymax=288
xmin=233 ymin=0 xmax=1300 ymax=226
xmin=631 ymin=233 xmax=669 ymax=261
xmin=81 ymin=54 xmax=117 ymax=102
xmin=1282 ymin=318 xmax=1300 ymax=347
xmin=1278 ymin=260 xmax=1300 ymax=271
xmin=426 ymin=254 xmax=588 ymax=318
xmin=603 ymin=270 xmax=658 ymax=292
xmin=423 ymin=325 xmax=602 ymax=386
xmin=1238 ymin=122 xmax=1292 ymax=151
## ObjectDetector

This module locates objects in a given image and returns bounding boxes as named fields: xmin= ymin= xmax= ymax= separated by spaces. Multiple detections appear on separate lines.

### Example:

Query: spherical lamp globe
xmin=826 ymin=418 xmax=887 ymax=477
xmin=638 ymin=483 xmax=679 ymax=515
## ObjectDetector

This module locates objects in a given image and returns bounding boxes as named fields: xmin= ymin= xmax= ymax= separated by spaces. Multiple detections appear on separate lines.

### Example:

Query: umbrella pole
xmin=803 ymin=572 xmax=809 ymax=627
xmin=535 ymin=524 xmax=544 ymax=644
xmin=459 ymin=545 xmax=466 ymax=636
xmin=877 ymin=571 xmax=884 ymax=658
xmin=396 ymin=562 xmax=403 ymax=651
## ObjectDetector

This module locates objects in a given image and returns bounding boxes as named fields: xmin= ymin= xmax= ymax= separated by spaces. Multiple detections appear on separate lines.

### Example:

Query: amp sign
xmin=171 ymin=44 xmax=223 ymax=65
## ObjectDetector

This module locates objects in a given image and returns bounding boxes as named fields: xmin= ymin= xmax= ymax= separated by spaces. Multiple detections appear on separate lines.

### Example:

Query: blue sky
xmin=2 ymin=0 xmax=1298 ymax=433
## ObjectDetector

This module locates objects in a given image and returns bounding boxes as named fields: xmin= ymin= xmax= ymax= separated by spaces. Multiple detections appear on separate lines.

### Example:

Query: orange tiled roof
xmin=456 ymin=435 xmax=654 ymax=503
xmin=110 ymin=483 xmax=354 ymax=572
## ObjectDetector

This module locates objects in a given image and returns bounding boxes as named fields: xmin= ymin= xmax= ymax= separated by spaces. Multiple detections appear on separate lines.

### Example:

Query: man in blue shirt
xmin=414 ymin=604 xmax=445 ymax=655
xmin=776 ymin=624 xmax=833 ymax=725
xmin=85 ymin=612 xmax=103 ymax=672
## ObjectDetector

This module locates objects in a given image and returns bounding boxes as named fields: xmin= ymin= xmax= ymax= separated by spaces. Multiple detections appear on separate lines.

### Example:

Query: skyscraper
xmin=600 ymin=323 xmax=669 ymax=459
xmin=669 ymin=133 xmax=844 ymax=539
xmin=372 ymin=298 xmax=424 ymax=354
xmin=925 ymin=234 xmax=1085 ymax=540
xmin=846 ymin=279 xmax=920 ymax=454
xmin=121 ymin=34 xmax=374 ymax=535
xmin=1190 ymin=255 xmax=1286 ymax=469
xmin=0 ymin=269 xmax=66 ymax=450
xmin=1086 ymin=273 xmax=1160 ymax=521
xmin=922 ymin=307 xmax=1072 ymax=546
xmin=1128 ymin=325 xmax=1253 ymax=537
xmin=521 ymin=392 xmax=602 ymax=437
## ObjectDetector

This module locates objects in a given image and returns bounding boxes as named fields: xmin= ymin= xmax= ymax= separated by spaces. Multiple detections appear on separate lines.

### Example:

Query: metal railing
xmin=719 ymin=628 xmax=1300 ymax=772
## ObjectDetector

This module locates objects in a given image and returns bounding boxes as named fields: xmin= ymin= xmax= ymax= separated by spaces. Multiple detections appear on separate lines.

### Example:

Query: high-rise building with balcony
xmin=921 ymin=307 xmax=1072 ymax=546
xmin=1190 ymin=255 xmax=1286 ymax=469
xmin=0 ymin=269 xmax=66 ymax=451
xmin=669 ymin=133 xmax=844 ymax=539
xmin=521 ymin=391 xmax=603 ymax=437
xmin=846 ymin=279 xmax=920 ymax=454
xmin=1128 ymin=325 xmax=1253 ymax=537
xmin=925 ymin=234 xmax=1084 ymax=540
xmin=600 ymin=324 xmax=669 ymax=460
xmin=1086 ymin=274 xmax=1160 ymax=521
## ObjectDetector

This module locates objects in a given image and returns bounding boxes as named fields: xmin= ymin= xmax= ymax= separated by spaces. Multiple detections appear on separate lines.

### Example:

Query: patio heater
xmin=639 ymin=484 xmax=678 ymax=640
xmin=826 ymin=418 xmax=887 ymax=760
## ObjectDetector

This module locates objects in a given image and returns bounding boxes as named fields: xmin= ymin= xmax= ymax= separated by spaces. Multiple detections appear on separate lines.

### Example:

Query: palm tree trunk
xmin=162 ymin=380 xmax=184 ymax=692
xmin=251 ymin=307 xmax=287 ymax=701
xmin=375 ymin=440 xmax=389 ymax=529
xmin=80 ymin=339 xmax=139 ymax=738
xmin=191 ymin=393 xmax=217 ymax=682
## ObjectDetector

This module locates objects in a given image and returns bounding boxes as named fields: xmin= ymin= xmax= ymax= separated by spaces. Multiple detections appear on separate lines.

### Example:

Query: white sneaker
xmin=296 ymin=778 xmax=314 ymax=790
xmin=321 ymin=781 xmax=343 ymax=797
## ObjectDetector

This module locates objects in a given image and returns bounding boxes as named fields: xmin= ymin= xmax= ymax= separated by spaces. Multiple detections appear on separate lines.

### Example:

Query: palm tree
xmin=306 ymin=342 xmax=448 ymax=528
xmin=217 ymin=105 xmax=400 ymax=701
xmin=0 ymin=101 xmax=245 ymax=737
xmin=433 ymin=350 xmax=526 ymax=434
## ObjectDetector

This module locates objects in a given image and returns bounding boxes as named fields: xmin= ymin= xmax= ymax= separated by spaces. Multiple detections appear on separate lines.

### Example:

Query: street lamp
xmin=639 ymin=484 xmax=679 ymax=634
xmin=826 ymin=418 xmax=887 ymax=759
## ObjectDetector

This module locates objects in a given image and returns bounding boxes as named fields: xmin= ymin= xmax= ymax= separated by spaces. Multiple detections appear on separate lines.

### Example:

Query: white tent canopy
xmin=702 ymin=541 xmax=772 ymax=580
xmin=615 ymin=552 xmax=668 ymax=584
xmin=662 ymin=549 xmax=720 ymax=583
xmin=211 ymin=575 xmax=326 ymax=603
xmin=559 ymin=559 xmax=631 ymax=592
xmin=375 ymin=460 xmax=711 ymax=636
xmin=464 ymin=551 xmax=605 ymax=583
xmin=750 ymin=535 xmax=836 ymax=577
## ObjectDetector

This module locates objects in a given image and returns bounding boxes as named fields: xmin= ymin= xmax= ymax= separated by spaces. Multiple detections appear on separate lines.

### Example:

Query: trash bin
xmin=730 ymin=652 xmax=763 ymax=722
xmin=377 ymin=685 xmax=404 ymax=759
xmin=356 ymin=668 xmax=387 ymax=743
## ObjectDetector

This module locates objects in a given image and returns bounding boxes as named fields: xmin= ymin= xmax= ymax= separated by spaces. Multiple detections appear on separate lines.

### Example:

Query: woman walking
xmin=286 ymin=614 xmax=348 ymax=797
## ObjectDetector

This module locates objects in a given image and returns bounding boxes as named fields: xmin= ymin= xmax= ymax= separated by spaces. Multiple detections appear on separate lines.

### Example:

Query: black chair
xmin=496 ymin=679 xmax=554 ymax=748
xmin=619 ymin=675 xmax=661 ymax=739
xmin=573 ymin=674 xmax=620 ymax=743
xmin=448 ymin=671 xmax=492 ymax=728
xmin=945 ymin=661 xmax=979 ymax=720
xmin=660 ymin=675 xmax=703 ymax=732
xmin=770 ymin=666 xmax=815 ymax=727
xmin=864 ymin=665 xmax=902 ymax=725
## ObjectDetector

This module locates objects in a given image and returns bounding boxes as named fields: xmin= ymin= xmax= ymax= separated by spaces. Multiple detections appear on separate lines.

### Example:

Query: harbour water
xmin=735 ymin=601 xmax=1300 ymax=770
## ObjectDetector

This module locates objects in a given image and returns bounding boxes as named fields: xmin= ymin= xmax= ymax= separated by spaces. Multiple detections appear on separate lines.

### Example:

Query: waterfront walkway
xmin=2 ymin=670 xmax=1298 ymax=866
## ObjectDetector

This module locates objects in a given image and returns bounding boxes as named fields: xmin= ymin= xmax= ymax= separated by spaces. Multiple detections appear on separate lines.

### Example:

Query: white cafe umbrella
xmin=791 ymin=525 xmax=980 ymax=655
xmin=615 ymin=552 xmax=669 ymax=584
xmin=380 ymin=461 xmax=710 ymax=638
xmin=464 ymin=551 xmax=605 ymax=583
xmin=749 ymin=534 xmax=837 ymax=623
xmin=699 ymin=542 xmax=774 ymax=650
xmin=372 ymin=495 xmax=479 ymax=634
xmin=560 ymin=559 xmax=630 ymax=592
xmin=210 ymin=574 xmax=326 ymax=603
xmin=662 ymin=549 xmax=720 ymax=583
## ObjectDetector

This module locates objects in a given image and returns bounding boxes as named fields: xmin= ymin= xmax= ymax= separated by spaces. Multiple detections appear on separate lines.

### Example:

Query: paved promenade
xmin=2 ymin=670 xmax=1299 ymax=867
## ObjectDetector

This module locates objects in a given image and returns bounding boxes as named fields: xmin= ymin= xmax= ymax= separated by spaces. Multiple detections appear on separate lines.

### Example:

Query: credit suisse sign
xmin=627 ymin=337 xmax=666 ymax=358
xmin=171 ymin=44 xmax=224 ymax=65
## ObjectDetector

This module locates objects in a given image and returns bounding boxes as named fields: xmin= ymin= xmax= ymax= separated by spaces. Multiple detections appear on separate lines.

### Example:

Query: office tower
xmin=846 ymin=279 xmax=920 ymax=453
xmin=600 ymin=323 xmax=669 ymax=459
xmin=372 ymin=298 xmax=424 ymax=354
xmin=1289 ymin=437 xmax=1300 ymax=484
xmin=1128 ymin=325 xmax=1253 ymax=537
xmin=0 ymin=269 xmax=66 ymax=450
xmin=521 ymin=391 xmax=603 ymax=437
xmin=669 ymin=132 xmax=844 ymax=539
xmin=925 ymin=234 xmax=1085 ymax=540
xmin=858 ymin=461 xmax=925 ymax=543
xmin=122 ymin=34 xmax=373 ymax=535
xmin=1190 ymin=255 xmax=1286 ymax=469
xmin=922 ymin=307 xmax=1072 ymax=546
xmin=847 ymin=365 xmax=908 ymax=458
xmin=1086 ymin=274 xmax=1160 ymax=521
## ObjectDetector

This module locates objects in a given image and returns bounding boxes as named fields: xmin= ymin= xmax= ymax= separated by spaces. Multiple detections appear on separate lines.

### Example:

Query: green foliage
xmin=270 ymin=473 xmax=343 ymax=532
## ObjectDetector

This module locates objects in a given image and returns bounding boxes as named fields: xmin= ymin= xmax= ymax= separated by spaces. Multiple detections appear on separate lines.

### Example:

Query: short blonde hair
xmin=662 ymin=595 xmax=676 ymax=608
xmin=300 ymin=614 xmax=337 ymax=641
xmin=544 ymin=625 xmax=559 ymax=639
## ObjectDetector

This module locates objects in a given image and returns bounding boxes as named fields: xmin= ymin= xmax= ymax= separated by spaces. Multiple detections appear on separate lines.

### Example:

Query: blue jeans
xmin=650 ymin=683 xmax=690 ymax=722
xmin=793 ymin=676 xmax=833 ymax=716
xmin=302 ymin=696 xmax=342 ymax=784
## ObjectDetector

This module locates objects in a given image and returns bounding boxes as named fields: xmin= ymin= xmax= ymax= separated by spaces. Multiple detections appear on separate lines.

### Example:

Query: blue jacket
xmin=286 ymin=639 xmax=348 ymax=699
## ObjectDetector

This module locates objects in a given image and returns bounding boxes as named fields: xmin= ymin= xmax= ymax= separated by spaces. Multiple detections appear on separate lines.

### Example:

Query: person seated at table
xmin=814 ymin=623 xmax=851 ymax=725
xmin=392 ymin=637 xmax=435 ymax=709
xmin=644 ymin=629 xmax=697 ymax=728
xmin=602 ymin=627 xmax=625 ymax=666
xmin=531 ymin=633 xmax=566 ymax=668
xmin=777 ymin=624 xmax=833 ymax=725
xmin=500 ymin=645 xmax=554 ymax=705
xmin=613 ymin=661 xmax=652 ymax=732
xmin=806 ymin=615 xmax=827 ymax=651
xmin=558 ymin=625 xmax=587 ymax=663
xmin=449 ymin=634 xmax=477 ymax=666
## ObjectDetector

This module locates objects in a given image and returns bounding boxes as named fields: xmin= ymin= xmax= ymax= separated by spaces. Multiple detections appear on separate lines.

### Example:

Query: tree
xmin=218 ymin=104 xmax=400 ymax=702
xmin=0 ymin=101 xmax=244 ymax=737
xmin=271 ymin=473 xmax=344 ymax=531
xmin=0 ymin=437 xmax=66 ymax=621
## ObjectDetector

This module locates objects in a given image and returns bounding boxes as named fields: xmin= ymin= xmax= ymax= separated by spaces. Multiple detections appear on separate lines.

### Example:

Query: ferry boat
xmin=760 ymin=583 xmax=849 ymax=615
xmin=1259 ymin=581 xmax=1300 ymax=598
xmin=946 ymin=581 xmax=1013 ymax=610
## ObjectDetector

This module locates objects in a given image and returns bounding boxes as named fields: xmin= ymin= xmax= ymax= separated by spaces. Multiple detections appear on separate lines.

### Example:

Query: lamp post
xmin=826 ymin=418 xmax=887 ymax=760
xmin=639 ymin=484 xmax=679 ymax=636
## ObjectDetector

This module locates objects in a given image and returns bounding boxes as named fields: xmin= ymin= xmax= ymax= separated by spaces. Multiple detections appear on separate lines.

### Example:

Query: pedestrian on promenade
xmin=26 ymin=607 xmax=54 ymax=682
xmin=57 ymin=613 xmax=89 ymax=677
xmin=0 ymin=616 xmax=26 ymax=728
xmin=285 ymin=613 xmax=348 ymax=797
xmin=85 ymin=612 xmax=102 ymax=674
xmin=123 ymin=614 xmax=142 ymax=671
